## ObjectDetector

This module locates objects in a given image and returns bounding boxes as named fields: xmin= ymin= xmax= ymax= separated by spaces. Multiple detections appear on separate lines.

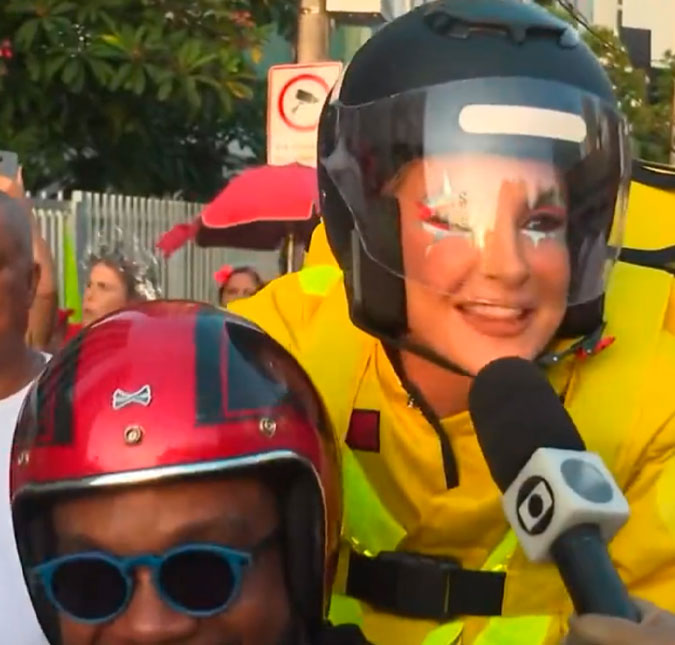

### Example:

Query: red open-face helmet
xmin=11 ymin=301 xmax=341 ymax=642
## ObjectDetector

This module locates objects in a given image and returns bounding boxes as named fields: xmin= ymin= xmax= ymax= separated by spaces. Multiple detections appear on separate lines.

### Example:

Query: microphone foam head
xmin=468 ymin=357 xmax=585 ymax=491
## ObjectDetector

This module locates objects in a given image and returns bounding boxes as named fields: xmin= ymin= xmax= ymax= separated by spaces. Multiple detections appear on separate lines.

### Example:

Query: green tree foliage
xmin=581 ymin=25 xmax=669 ymax=162
xmin=535 ymin=0 xmax=673 ymax=162
xmin=0 ymin=0 xmax=296 ymax=198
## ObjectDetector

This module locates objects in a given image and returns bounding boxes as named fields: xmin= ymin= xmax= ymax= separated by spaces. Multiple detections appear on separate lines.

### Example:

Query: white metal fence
xmin=31 ymin=191 xmax=279 ymax=307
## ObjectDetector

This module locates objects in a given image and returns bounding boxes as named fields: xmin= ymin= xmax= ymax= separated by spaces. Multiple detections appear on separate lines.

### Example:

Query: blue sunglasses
xmin=31 ymin=531 xmax=279 ymax=624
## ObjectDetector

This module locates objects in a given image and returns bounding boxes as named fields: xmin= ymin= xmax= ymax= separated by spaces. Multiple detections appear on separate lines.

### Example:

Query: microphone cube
xmin=501 ymin=448 xmax=630 ymax=562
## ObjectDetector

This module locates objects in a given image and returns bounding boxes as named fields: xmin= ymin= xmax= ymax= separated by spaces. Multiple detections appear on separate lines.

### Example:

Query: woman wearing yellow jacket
xmin=230 ymin=1 xmax=675 ymax=643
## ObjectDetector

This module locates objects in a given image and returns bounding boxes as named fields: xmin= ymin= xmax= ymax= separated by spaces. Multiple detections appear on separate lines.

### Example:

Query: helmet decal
xmin=194 ymin=308 xmax=287 ymax=425
xmin=111 ymin=385 xmax=152 ymax=410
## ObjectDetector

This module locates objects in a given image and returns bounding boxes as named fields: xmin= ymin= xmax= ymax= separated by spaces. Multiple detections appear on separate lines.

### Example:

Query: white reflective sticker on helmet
xmin=458 ymin=105 xmax=588 ymax=143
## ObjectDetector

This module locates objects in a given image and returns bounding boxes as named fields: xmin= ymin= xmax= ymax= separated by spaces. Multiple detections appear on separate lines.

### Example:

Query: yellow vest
xmin=624 ymin=160 xmax=675 ymax=252
xmin=230 ymin=225 xmax=675 ymax=644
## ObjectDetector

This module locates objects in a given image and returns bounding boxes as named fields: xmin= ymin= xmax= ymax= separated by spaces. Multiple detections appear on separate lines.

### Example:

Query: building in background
xmin=575 ymin=0 xmax=675 ymax=67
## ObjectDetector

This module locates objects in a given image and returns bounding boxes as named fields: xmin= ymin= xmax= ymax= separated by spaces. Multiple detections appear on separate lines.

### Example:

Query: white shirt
xmin=0 ymin=368 xmax=50 ymax=643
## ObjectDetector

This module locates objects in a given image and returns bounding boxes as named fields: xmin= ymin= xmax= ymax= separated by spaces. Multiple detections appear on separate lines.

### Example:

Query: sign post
xmin=267 ymin=62 xmax=343 ymax=168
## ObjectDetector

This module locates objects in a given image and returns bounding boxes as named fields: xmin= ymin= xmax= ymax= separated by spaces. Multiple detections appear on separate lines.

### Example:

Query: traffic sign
xmin=267 ymin=62 xmax=343 ymax=167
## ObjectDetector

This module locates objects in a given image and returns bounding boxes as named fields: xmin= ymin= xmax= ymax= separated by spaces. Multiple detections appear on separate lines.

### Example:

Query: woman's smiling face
xmin=392 ymin=152 xmax=570 ymax=374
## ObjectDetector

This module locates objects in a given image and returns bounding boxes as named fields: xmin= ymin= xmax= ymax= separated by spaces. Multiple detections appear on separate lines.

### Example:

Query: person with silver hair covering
xmin=80 ymin=239 xmax=160 ymax=328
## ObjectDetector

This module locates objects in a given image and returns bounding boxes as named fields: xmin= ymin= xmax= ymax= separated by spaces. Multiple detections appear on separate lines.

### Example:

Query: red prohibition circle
xmin=278 ymin=73 xmax=330 ymax=132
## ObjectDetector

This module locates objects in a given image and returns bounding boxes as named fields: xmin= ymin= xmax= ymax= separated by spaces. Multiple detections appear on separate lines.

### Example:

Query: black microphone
xmin=469 ymin=357 xmax=640 ymax=621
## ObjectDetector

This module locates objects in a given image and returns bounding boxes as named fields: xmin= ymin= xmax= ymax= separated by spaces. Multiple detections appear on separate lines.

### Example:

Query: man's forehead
xmin=52 ymin=476 xmax=274 ymax=539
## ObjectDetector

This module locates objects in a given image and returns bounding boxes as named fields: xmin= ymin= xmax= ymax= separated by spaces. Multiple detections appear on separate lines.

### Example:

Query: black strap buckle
xmin=346 ymin=550 xmax=505 ymax=621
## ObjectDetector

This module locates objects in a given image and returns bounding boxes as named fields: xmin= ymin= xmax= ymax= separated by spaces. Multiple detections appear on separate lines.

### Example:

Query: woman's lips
xmin=456 ymin=302 xmax=533 ymax=337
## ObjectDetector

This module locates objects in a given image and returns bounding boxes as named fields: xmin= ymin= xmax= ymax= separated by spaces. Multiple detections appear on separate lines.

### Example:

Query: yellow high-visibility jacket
xmin=623 ymin=160 xmax=675 ymax=252
xmin=229 ymin=164 xmax=675 ymax=644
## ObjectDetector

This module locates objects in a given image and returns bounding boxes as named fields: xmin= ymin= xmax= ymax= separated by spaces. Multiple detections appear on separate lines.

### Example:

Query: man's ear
xmin=27 ymin=261 xmax=41 ymax=308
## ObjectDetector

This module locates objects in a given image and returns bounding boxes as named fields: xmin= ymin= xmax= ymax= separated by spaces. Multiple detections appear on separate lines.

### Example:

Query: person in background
xmin=11 ymin=302 xmax=369 ymax=645
xmin=565 ymin=600 xmax=675 ymax=644
xmin=215 ymin=264 xmax=263 ymax=306
xmin=81 ymin=247 xmax=159 ymax=327
xmin=0 ymin=191 xmax=49 ymax=643
xmin=0 ymin=169 xmax=57 ymax=351
xmin=54 ymin=242 xmax=162 ymax=348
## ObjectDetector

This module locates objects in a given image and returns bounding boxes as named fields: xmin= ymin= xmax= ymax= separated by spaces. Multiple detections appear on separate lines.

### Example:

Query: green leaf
xmin=70 ymin=62 xmax=86 ymax=93
xmin=178 ymin=39 xmax=202 ymax=65
xmin=128 ymin=66 xmax=146 ymax=94
xmin=187 ymin=52 xmax=219 ymax=72
xmin=61 ymin=58 xmax=79 ymax=85
xmin=42 ymin=16 xmax=73 ymax=38
xmin=225 ymin=80 xmax=253 ymax=100
xmin=100 ymin=33 xmax=126 ymax=52
xmin=157 ymin=80 xmax=173 ymax=101
xmin=25 ymin=55 xmax=41 ymax=82
xmin=133 ymin=24 xmax=148 ymax=42
xmin=184 ymin=77 xmax=201 ymax=111
xmin=87 ymin=58 xmax=114 ymax=85
xmin=5 ymin=0 xmax=37 ymax=15
xmin=14 ymin=18 xmax=40 ymax=49
xmin=109 ymin=62 xmax=131 ymax=91
xmin=145 ymin=63 xmax=172 ymax=85
xmin=219 ymin=88 xmax=233 ymax=114
xmin=51 ymin=2 xmax=78 ymax=15
xmin=44 ymin=53 xmax=68 ymax=81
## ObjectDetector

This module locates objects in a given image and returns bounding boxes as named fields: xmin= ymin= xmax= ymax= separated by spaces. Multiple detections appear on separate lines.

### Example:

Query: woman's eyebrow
xmin=530 ymin=185 xmax=566 ymax=208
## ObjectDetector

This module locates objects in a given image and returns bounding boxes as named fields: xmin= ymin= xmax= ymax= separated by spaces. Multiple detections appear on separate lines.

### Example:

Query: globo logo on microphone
xmin=515 ymin=459 xmax=615 ymax=536
xmin=516 ymin=476 xmax=555 ymax=535
xmin=502 ymin=448 xmax=630 ymax=562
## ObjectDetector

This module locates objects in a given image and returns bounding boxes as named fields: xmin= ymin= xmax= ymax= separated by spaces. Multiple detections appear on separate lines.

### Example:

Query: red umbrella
xmin=195 ymin=163 xmax=320 ymax=250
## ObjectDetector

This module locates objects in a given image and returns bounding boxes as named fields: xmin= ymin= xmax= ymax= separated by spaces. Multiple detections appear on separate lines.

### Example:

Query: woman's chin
xmin=452 ymin=342 xmax=541 ymax=376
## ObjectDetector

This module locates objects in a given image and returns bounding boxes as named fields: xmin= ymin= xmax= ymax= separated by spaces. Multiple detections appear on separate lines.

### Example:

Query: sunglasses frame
xmin=32 ymin=540 xmax=264 ymax=625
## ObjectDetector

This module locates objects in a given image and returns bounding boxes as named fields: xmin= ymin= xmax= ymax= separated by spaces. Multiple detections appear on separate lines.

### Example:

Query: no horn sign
xmin=267 ymin=62 xmax=343 ymax=167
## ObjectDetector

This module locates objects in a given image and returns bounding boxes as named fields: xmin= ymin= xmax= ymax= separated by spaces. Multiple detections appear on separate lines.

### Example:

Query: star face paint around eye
xmin=417 ymin=172 xmax=473 ymax=246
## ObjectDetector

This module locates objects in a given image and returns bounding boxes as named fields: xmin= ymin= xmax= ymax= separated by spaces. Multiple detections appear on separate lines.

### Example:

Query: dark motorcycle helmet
xmin=317 ymin=0 xmax=631 ymax=371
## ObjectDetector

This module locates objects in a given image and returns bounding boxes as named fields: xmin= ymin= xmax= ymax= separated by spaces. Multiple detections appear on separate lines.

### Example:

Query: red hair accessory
xmin=214 ymin=265 xmax=234 ymax=286
xmin=56 ymin=308 xmax=74 ymax=325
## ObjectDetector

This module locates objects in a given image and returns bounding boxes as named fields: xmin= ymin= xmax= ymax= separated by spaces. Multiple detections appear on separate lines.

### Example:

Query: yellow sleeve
xmin=227 ymin=265 xmax=342 ymax=357
xmin=610 ymin=413 xmax=675 ymax=611
xmin=227 ymin=275 xmax=305 ymax=354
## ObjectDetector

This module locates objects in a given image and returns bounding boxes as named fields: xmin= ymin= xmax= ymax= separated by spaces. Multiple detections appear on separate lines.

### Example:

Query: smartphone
xmin=0 ymin=150 xmax=19 ymax=178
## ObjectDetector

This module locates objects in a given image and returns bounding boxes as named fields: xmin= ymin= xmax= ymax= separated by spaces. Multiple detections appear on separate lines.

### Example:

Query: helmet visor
xmin=320 ymin=77 xmax=630 ymax=306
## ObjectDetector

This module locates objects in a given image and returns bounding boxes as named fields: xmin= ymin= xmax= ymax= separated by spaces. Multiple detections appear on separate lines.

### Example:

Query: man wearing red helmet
xmin=10 ymin=302 xmax=368 ymax=645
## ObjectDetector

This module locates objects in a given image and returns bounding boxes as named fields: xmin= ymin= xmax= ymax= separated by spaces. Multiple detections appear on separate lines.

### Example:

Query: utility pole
xmin=297 ymin=0 xmax=331 ymax=63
